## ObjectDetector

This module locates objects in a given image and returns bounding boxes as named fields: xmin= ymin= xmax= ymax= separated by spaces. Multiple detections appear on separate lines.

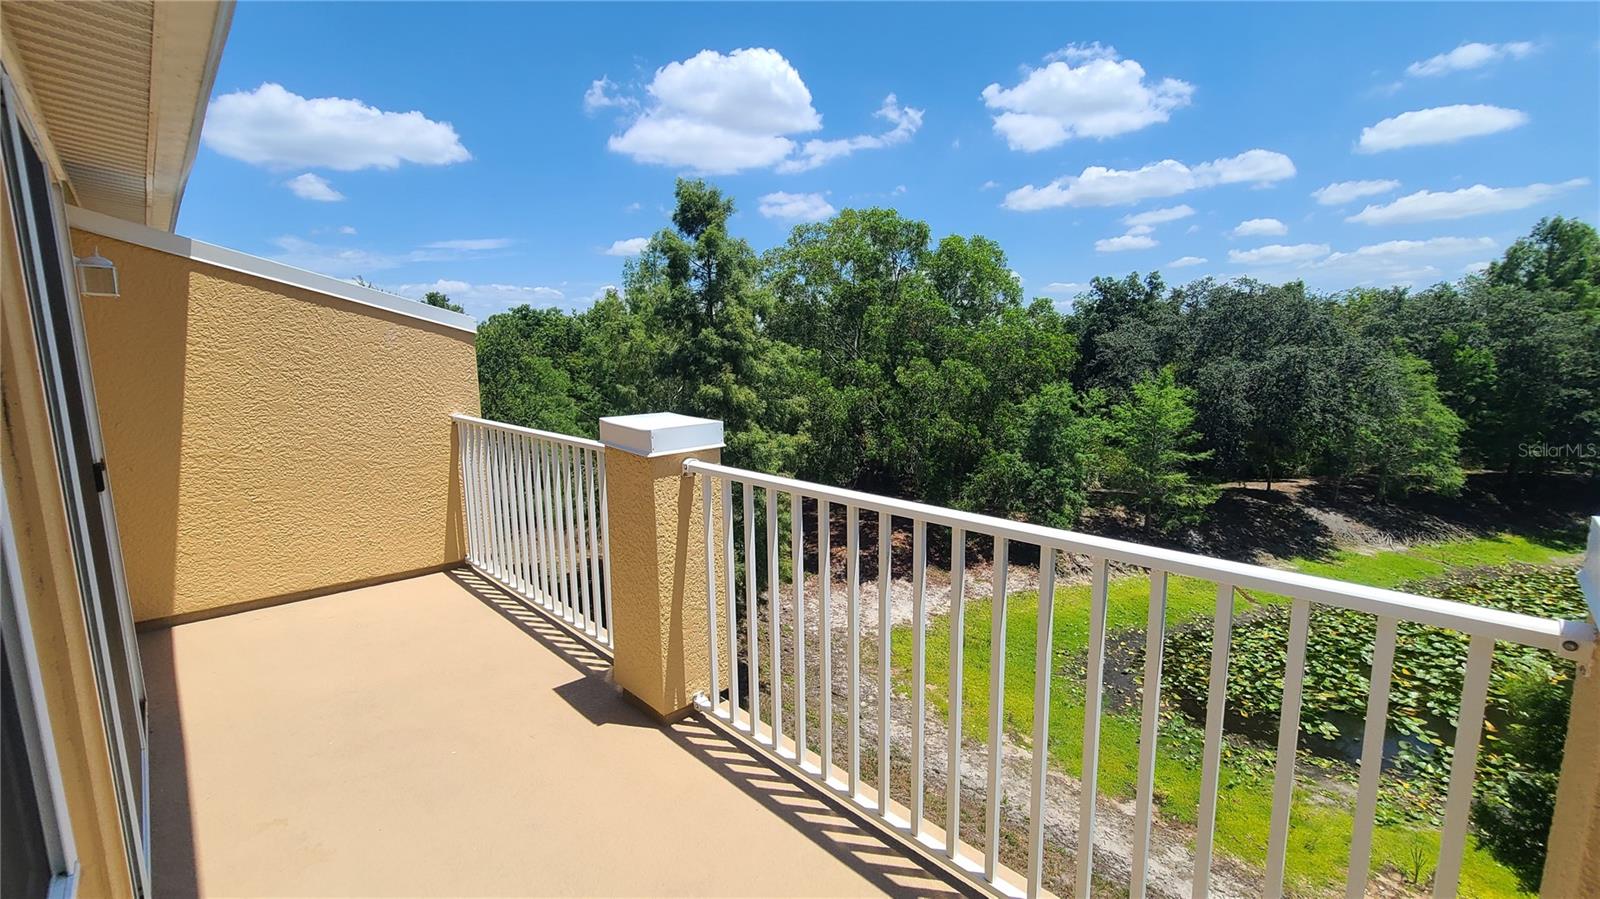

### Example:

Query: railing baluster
xmin=847 ymin=504 xmax=861 ymax=796
xmin=910 ymin=518 xmax=927 ymax=834
xmin=1193 ymin=583 xmax=1236 ymax=899
xmin=819 ymin=499 xmax=833 ymax=782
xmin=508 ymin=431 xmax=528 ymax=585
xmin=722 ymin=477 xmax=740 ymax=728
xmin=509 ymin=434 xmax=528 ymax=594
xmin=489 ymin=429 xmax=508 ymax=579
xmin=585 ymin=449 xmax=604 ymax=638
xmin=1265 ymin=597 xmax=1313 ymax=898
xmin=877 ymin=510 xmax=892 ymax=815
xmin=553 ymin=438 xmax=572 ymax=614
xmin=743 ymin=482 xmax=760 ymax=738
xmin=544 ymin=441 xmax=564 ymax=613
xmin=534 ymin=439 xmax=556 ymax=609
xmin=1078 ymin=557 xmax=1110 ymax=896
xmin=597 ymin=449 xmax=614 ymax=646
xmin=1435 ymin=633 xmax=1495 ymax=898
xmin=946 ymin=526 xmax=966 ymax=860
xmin=1346 ymin=616 xmax=1397 ymax=899
xmin=702 ymin=472 xmax=720 ymax=713
xmin=569 ymin=445 xmax=590 ymax=627
xmin=767 ymin=488 xmax=781 ymax=750
xmin=984 ymin=537 xmax=1009 ymax=882
xmin=531 ymin=435 xmax=550 ymax=601
xmin=1026 ymin=547 xmax=1058 ymax=899
xmin=561 ymin=444 xmax=581 ymax=623
xmin=571 ymin=446 xmax=592 ymax=631
xmin=1130 ymin=569 xmax=1169 ymax=899
xmin=459 ymin=424 xmax=478 ymax=565
xmin=792 ymin=491 xmax=806 ymax=765
xmin=471 ymin=425 xmax=487 ymax=567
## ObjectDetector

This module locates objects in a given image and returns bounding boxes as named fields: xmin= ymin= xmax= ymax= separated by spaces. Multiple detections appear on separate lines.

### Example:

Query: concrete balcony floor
xmin=140 ymin=569 xmax=971 ymax=897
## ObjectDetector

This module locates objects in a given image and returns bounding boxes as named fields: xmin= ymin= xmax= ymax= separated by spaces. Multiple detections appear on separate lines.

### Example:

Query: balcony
xmin=140 ymin=568 xmax=968 ymax=898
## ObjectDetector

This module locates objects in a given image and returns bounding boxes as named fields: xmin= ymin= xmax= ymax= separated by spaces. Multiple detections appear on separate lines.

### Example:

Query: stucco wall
xmin=71 ymin=229 xmax=479 ymax=622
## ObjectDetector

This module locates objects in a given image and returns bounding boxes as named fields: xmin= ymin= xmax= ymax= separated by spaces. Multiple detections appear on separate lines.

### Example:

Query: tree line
xmin=474 ymin=179 xmax=1599 ymax=532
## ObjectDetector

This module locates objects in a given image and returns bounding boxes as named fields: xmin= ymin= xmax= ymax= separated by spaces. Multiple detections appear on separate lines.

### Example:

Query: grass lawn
xmin=889 ymin=532 xmax=1579 ymax=897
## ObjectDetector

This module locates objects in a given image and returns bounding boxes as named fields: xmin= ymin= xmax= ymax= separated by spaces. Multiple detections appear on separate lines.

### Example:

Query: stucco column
xmin=599 ymin=413 xmax=727 ymax=722
xmin=1542 ymin=653 xmax=1600 ymax=897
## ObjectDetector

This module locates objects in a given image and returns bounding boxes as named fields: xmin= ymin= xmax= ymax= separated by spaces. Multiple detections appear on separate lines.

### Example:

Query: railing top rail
xmin=684 ymin=458 xmax=1597 ymax=659
xmin=451 ymin=413 xmax=605 ymax=451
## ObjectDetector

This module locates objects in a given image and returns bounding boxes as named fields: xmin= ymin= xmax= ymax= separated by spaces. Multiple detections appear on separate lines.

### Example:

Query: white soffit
xmin=1 ymin=1 xmax=232 ymax=231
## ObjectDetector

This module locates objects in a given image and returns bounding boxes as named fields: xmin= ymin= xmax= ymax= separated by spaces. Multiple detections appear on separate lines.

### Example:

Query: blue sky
xmin=178 ymin=2 xmax=1600 ymax=320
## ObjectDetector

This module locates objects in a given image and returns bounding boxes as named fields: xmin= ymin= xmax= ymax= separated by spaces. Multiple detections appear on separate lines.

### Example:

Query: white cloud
xmin=285 ymin=172 xmax=344 ymax=201
xmin=1220 ymin=235 xmax=1498 ymax=286
xmin=1167 ymin=255 xmax=1207 ymax=268
xmin=1313 ymin=236 xmax=1498 ymax=284
xmin=1125 ymin=224 xmax=1154 ymax=236
xmin=1319 ymin=236 xmax=1496 ymax=265
xmin=1346 ymin=178 xmax=1589 ymax=225
xmin=605 ymin=237 xmax=650 ymax=256
xmin=1407 ymin=41 xmax=1536 ymax=77
xmin=583 ymin=76 xmax=634 ymax=113
xmin=1228 ymin=243 xmax=1330 ymax=265
xmin=1463 ymin=261 xmax=1492 ymax=275
xmin=389 ymin=279 xmax=568 ymax=316
xmin=1311 ymin=179 xmax=1401 ymax=205
xmin=1003 ymin=149 xmax=1294 ymax=211
xmin=268 ymin=235 xmax=505 ymax=278
xmin=777 ymin=94 xmax=924 ymax=173
xmin=1044 ymin=42 xmax=1120 ymax=64
xmin=424 ymin=238 xmax=512 ymax=250
xmin=337 ymin=225 xmax=357 ymax=235
xmin=203 ymin=83 xmax=470 ymax=170
xmin=1122 ymin=204 xmax=1194 ymax=227
xmin=603 ymin=48 xmax=919 ymax=175
xmin=1232 ymin=217 xmax=1287 ymax=237
xmin=1357 ymin=104 xmax=1527 ymax=152
xmin=1095 ymin=232 xmax=1158 ymax=253
xmin=1042 ymin=281 xmax=1087 ymax=294
xmin=606 ymin=48 xmax=818 ymax=173
xmin=981 ymin=180 xmax=1000 ymax=191
xmin=981 ymin=45 xmax=1193 ymax=151
xmin=758 ymin=191 xmax=836 ymax=222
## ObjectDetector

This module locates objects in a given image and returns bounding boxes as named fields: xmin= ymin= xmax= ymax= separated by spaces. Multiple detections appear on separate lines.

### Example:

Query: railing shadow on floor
xmin=446 ymin=566 xmax=977 ymax=898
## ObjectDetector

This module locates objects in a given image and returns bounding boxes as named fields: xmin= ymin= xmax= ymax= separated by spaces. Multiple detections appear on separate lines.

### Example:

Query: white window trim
xmin=64 ymin=205 xmax=478 ymax=335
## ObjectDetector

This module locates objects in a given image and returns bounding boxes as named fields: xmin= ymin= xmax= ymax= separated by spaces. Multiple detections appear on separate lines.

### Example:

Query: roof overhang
xmin=1 ymin=1 xmax=232 ymax=232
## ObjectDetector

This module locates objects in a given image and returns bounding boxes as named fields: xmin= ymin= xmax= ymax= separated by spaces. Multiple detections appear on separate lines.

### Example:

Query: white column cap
xmin=599 ymin=413 xmax=725 ymax=457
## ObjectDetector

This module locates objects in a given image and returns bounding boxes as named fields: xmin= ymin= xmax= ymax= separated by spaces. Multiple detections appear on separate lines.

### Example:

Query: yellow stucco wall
xmin=3 ymin=174 xmax=133 ymax=899
xmin=70 ymin=229 xmax=479 ymax=622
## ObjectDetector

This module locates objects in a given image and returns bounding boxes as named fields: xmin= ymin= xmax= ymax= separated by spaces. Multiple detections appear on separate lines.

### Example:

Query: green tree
xmin=625 ymin=178 xmax=788 ymax=468
xmin=1363 ymin=355 xmax=1466 ymax=497
xmin=423 ymin=290 xmax=465 ymax=314
xmin=1104 ymin=367 xmax=1217 ymax=531
xmin=962 ymin=382 xmax=1103 ymax=527
xmin=1488 ymin=215 xmax=1600 ymax=310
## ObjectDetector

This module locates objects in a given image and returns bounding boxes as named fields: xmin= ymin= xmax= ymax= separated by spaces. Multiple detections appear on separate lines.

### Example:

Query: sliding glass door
xmin=2 ymin=73 xmax=149 ymax=897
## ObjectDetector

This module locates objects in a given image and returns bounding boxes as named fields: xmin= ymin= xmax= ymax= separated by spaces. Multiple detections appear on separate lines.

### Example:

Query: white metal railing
xmin=683 ymin=458 xmax=1596 ymax=899
xmin=453 ymin=414 xmax=613 ymax=650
